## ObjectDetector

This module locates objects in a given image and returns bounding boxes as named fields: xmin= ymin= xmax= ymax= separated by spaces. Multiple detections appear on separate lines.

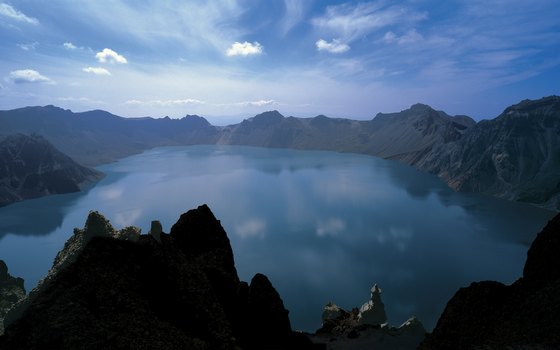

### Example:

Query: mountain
xmin=0 ymin=106 xmax=218 ymax=166
xmin=0 ymin=97 xmax=558 ymax=209
xmin=419 ymin=212 xmax=560 ymax=349
xmin=416 ymin=96 xmax=560 ymax=210
xmin=0 ymin=134 xmax=103 ymax=207
xmin=0 ymin=205 xmax=318 ymax=349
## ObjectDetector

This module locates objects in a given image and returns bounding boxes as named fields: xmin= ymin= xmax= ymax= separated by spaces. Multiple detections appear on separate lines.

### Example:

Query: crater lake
xmin=0 ymin=145 xmax=555 ymax=331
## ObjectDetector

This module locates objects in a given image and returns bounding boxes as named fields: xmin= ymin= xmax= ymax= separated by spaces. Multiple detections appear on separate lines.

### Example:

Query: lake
xmin=0 ymin=145 xmax=555 ymax=332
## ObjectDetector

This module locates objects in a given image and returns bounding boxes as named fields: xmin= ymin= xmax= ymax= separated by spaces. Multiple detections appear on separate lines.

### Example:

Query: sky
xmin=0 ymin=0 xmax=559 ymax=124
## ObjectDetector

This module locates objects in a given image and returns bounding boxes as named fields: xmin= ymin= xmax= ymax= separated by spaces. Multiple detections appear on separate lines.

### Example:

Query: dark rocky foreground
xmin=0 ymin=205 xmax=319 ymax=349
xmin=419 ymin=212 xmax=560 ymax=350
xmin=1 ymin=206 xmax=560 ymax=349
xmin=0 ymin=261 xmax=25 ymax=336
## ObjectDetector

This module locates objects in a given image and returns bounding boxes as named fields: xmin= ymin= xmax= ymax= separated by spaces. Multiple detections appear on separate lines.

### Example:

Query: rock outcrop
xmin=419 ymin=212 xmax=560 ymax=349
xmin=0 ymin=133 xmax=103 ymax=207
xmin=358 ymin=284 xmax=387 ymax=326
xmin=0 ymin=261 xmax=25 ymax=336
xmin=0 ymin=205 xmax=318 ymax=349
xmin=310 ymin=284 xmax=425 ymax=350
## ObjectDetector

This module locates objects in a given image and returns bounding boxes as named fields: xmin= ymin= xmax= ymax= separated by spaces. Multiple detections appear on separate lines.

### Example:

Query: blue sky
xmin=0 ymin=0 xmax=559 ymax=124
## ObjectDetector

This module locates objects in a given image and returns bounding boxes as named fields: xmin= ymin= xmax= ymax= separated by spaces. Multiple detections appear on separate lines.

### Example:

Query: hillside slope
xmin=0 ymin=134 xmax=103 ymax=207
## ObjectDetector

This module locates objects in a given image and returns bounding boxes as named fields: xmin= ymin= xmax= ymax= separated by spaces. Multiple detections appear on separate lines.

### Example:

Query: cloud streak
xmin=312 ymin=2 xmax=426 ymax=42
xmin=83 ymin=67 xmax=111 ymax=76
xmin=0 ymin=3 xmax=38 ymax=25
xmin=8 ymin=69 xmax=51 ymax=84
xmin=125 ymin=99 xmax=205 ymax=107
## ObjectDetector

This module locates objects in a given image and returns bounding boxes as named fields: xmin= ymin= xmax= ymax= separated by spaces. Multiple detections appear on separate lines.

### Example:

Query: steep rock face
xmin=418 ymin=96 xmax=560 ymax=210
xmin=0 ymin=134 xmax=103 ymax=207
xmin=0 ymin=261 xmax=25 ymax=336
xmin=419 ymin=213 xmax=560 ymax=349
xmin=0 ymin=205 xmax=316 ymax=350
xmin=365 ymin=103 xmax=475 ymax=161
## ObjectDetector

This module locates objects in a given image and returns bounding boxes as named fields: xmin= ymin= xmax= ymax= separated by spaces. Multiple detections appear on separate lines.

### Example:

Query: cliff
xmin=419 ymin=212 xmax=560 ymax=349
xmin=0 ymin=134 xmax=103 ymax=207
xmin=0 ymin=205 xmax=318 ymax=349
xmin=0 ymin=261 xmax=25 ymax=336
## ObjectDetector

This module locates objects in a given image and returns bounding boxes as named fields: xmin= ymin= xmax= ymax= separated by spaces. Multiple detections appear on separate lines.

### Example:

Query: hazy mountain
xmin=0 ymin=134 xmax=103 ymax=207
xmin=0 ymin=106 xmax=218 ymax=166
xmin=0 ymin=97 xmax=558 ymax=209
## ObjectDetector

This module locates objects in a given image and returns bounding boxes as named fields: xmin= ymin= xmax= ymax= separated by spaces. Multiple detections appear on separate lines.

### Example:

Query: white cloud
xmin=383 ymin=29 xmax=423 ymax=45
xmin=316 ymin=38 xmax=350 ymax=53
xmin=63 ymin=42 xmax=77 ymax=50
xmin=226 ymin=41 xmax=263 ymax=56
xmin=125 ymin=99 xmax=205 ymax=107
xmin=58 ymin=96 xmax=105 ymax=105
xmin=95 ymin=48 xmax=128 ymax=64
xmin=17 ymin=42 xmax=38 ymax=51
xmin=0 ymin=3 xmax=38 ymax=25
xmin=82 ymin=67 xmax=112 ymax=76
xmin=235 ymin=100 xmax=278 ymax=107
xmin=8 ymin=69 xmax=51 ymax=84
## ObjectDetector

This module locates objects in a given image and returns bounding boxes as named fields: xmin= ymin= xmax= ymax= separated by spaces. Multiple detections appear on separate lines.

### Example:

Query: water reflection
xmin=0 ymin=145 xmax=555 ymax=334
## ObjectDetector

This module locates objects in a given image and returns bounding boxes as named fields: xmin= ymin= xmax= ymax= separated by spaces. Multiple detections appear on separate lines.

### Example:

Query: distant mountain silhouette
xmin=0 ymin=134 xmax=102 ymax=207
xmin=1 ymin=97 xmax=558 ymax=209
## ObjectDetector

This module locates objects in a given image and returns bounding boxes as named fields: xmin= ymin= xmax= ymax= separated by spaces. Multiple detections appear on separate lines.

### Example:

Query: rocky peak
xmin=358 ymin=284 xmax=387 ymax=326
xmin=246 ymin=110 xmax=285 ymax=126
xmin=181 ymin=114 xmax=212 ymax=127
xmin=523 ymin=213 xmax=560 ymax=285
xmin=170 ymin=204 xmax=237 ymax=276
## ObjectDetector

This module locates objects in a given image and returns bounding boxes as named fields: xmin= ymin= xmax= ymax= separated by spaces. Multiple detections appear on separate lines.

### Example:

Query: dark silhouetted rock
xmin=419 ymin=212 xmax=560 ymax=349
xmin=0 ymin=205 xmax=316 ymax=349
xmin=0 ymin=260 xmax=25 ymax=336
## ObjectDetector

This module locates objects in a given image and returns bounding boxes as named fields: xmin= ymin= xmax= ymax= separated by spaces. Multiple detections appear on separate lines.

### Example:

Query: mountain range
xmin=0 ymin=96 xmax=558 ymax=210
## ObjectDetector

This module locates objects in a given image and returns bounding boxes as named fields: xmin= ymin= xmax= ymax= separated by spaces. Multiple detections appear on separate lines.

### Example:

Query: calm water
xmin=0 ymin=145 xmax=555 ymax=331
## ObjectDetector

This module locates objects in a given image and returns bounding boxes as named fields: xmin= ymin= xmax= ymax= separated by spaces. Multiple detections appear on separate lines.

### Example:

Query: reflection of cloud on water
xmin=234 ymin=218 xmax=267 ymax=239
xmin=97 ymin=187 xmax=124 ymax=200
xmin=113 ymin=208 xmax=142 ymax=228
xmin=376 ymin=226 xmax=413 ymax=252
xmin=316 ymin=218 xmax=346 ymax=237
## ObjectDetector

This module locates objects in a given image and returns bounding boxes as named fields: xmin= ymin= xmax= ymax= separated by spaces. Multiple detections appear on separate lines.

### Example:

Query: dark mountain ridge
xmin=0 ymin=134 xmax=103 ymax=207
xmin=1 ymin=96 xmax=558 ymax=209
